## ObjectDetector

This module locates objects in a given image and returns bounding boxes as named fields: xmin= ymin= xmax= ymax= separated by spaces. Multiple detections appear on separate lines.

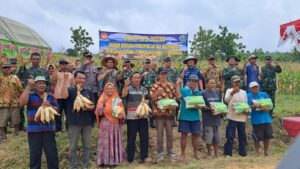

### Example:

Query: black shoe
xmin=150 ymin=124 xmax=156 ymax=128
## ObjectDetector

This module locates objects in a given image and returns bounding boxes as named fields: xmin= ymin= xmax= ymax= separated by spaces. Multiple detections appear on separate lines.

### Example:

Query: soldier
xmin=223 ymin=56 xmax=245 ymax=91
xmin=261 ymin=56 xmax=282 ymax=116
xmin=140 ymin=59 xmax=157 ymax=128
xmin=158 ymin=57 xmax=178 ymax=85
xmin=202 ymin=55 xmax=223 ymax=95
xmin=17 ymin=52 xmax=51 ymax=89
xmin=117 ymin=58 xmax=134 ymax=95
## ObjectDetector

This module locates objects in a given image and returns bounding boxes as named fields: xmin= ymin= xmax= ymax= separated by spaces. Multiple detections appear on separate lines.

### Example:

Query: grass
xmin=0 ymin=94 xmax=297 ymax=169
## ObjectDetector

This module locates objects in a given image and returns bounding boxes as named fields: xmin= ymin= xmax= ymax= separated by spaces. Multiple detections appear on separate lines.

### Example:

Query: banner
xmin=99 ymin=31 xmax=188 ymax=59
xmin=278 ymin=19 xmax=300 ymax=51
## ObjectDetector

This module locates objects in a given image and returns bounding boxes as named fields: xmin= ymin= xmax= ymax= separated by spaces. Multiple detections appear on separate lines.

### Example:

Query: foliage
xmin=70 ymin=26 xmax=94 ymax=56
xmin=190 ymin=25 xmax=246 ymax=60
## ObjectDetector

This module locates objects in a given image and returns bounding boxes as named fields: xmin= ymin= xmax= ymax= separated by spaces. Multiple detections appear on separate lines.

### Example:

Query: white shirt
xmin=224 ymin=88 xmax=248 ymax=122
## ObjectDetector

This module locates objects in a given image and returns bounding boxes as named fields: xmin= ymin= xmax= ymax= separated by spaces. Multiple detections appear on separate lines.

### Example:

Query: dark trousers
xmin=224 ymin=120 xmax=247 ymax=156
xmin=127 ymin=119 xmax=149 ymax=162
xmin=56 ymin=99 xmax=67 ymax=132
xmin=264 ymin=90 xmax=276 ymax=115
xmin=19 ymin=107 xmax=25 ymax=130
xmin=28 ymin=132 xmax=59 ymax=169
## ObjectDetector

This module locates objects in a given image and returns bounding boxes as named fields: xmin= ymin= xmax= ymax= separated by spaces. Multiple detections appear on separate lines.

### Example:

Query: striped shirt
xmin=124 ymin=85 xmax=149 ymax=120
xmin=26 ymin=91 xmax=58 ymax=132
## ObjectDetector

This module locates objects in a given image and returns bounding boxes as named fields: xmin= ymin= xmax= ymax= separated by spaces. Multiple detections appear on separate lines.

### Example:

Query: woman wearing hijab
xmin=95 ymin=83 xmax=126 ymax=167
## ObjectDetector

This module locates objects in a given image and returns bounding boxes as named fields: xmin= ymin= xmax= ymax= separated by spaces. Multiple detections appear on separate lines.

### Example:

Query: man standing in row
xmin=179 ymin=55 xmax=203 ymax=91
xmin=202 ymin=55 xmax=223 ymax=94
xmin=62 ymin=71 xmax=95 ymax=169
xmin=0 ymin=63 xmax=23 ymax=142
xmin=223 ymin=56 xmax=244 ymax=91
xmin=261 ymin=56 xmax=282 ymax=116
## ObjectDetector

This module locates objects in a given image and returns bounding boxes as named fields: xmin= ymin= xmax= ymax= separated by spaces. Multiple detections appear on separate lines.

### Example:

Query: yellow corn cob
xmin=45 ymin=107 xmax=51 ymax=123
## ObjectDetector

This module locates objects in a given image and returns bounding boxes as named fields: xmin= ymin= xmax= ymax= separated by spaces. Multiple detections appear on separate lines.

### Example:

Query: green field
xmin=0 ymin=93 xmax=297 ymax=169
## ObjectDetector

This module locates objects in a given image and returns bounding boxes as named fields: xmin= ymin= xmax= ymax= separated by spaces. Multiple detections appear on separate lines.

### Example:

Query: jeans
xmin=224 ymin=120 xmax=247 ymax=156
xmin=28 ymin=132 xmax=59 ymax=169
xmin=68 ymin=125 xmax=92 ymax=169
xmin=126 ymin=119 xmax=149 ymax=162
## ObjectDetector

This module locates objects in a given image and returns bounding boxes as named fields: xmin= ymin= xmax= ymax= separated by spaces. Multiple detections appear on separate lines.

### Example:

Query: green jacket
xmin=261 ymin=64 xmax=282 ymax=91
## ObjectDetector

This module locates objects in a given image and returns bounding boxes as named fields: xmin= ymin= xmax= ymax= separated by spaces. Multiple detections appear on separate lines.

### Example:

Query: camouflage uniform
xmin=202 ymin=65 xmax=224 ymax=93
xmin=140 ymin=69 xmax=157 ymax=90
xmin=17 ymin=66 xmax=50 ymax=88
xmin=261 ymin=64 xmax=282 ymax=114
xmin=222 ymin=65 xmax=245 ymax=91
xmin=158 ymin=66 xmax=178 ymax=85
xmin=118 ymin=69 xmax=133 ymax=94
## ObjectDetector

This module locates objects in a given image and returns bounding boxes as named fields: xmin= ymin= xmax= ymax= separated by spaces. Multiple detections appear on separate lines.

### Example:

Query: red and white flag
xmin=278 ymin=19 xmax=300 ymax=51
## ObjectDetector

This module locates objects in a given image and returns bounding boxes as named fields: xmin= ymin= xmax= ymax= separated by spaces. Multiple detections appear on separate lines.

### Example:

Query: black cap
xmin=144 ymin=58 xmax=151 ymax=63
xmin=83 ymin=51 xmax=93 ymax=57
xmin=163 ymin=57 xmax=171 ymax=62
xmin=124 ymin=58 xmax=131 ymax=63
xmin=208 ymin=55 xmax=215 ymax=60
xmin=189 ymin=74 xmax=199 ymax=81
xmin=265 ymin=56 xmax=272 ymax=60
xmin=226 ymin=56 xmax=239 ymax=62
xmin=158 ymin=67 xmax=169 ymax=74
xmin=9 ymin=58 xmax=17 ymax=64
xmin=59 ymin=59 xmax=69 ymax=64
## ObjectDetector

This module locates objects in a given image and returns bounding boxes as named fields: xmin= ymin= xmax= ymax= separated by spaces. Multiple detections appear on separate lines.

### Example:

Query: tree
xmin=252 ymin=48 xmax=265 ymax=60
xmin=190 ymin=26 xmax=216 ymax=59
xmin=70 ymin=26 xmax=94 ymax=56
xmin=65 ymin=48 xmax=78 ymax=56
xmin=190 ymin=25 xmax=246 ymax=60
xmin=291 ymin=47 xmax=300 ymax=62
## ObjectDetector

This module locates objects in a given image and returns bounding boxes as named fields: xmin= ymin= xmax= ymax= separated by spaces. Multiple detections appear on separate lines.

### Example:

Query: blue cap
xmin=188 ymin=74 xmax=199 ymax=81
xmin=59 ymin=59 xmax=69 ymax=64
xmin=158 ymin=67 xmax=169 ymax=74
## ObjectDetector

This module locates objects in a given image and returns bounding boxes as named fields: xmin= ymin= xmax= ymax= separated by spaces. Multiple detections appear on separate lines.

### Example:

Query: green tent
xmin=0 ymin=16 xmax=52 ymax=58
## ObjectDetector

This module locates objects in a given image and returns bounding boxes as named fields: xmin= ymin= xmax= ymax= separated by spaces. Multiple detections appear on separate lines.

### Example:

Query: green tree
xmin=190 ymin=25 xmax=246 ymax=60
xmin=291 ymin=47 xmax=300 ymax=62
xmin=190 ymin=26 xmax=216 ymax=59
xmin=70 ymin=26 xmax=94 ymax=56
xmin=252 ymin=48 xmax=265 ymax=60
xmin=65 ymin=48 xmax=78 ymax=56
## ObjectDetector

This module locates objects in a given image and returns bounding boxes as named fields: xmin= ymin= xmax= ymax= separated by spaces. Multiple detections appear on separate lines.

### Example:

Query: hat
xmin=101 ymin=56 xmax=118 ymax=67
xmin=188 ymin=74 xmax=199 ymax=81
xmin=208 ymin=55 xmax=215 ymax=60
xmin=144 ymin=58 xmax=151 ymax=63
xmin=163 ymin=57 xmax=171 ymax=62
xmin=249 ymin=81 xmax=259 ymax=88
xmin=34 ymin=76 xmax=47 ymax=83
xmin=226 ymin=56 xmax=239 ymax=62
xmin=158 ymin=67 xmax=169 ymax=74
xmin=83 ymin=51 xmax=93 ymax=57
xmin=59 ymin=59 xmax=69 ymax=64
xmin=231 ymin=75 xmax=241 ymax=82
xmin=183 ymin=55 xmax=198 ymax=64
xmin=248 ymin=54 xmax=258 ymax=60
xmin=1 ymin=62 xmax=11 ymax=68
xmin=123 ymin=58 xmax=135 ymax=68
xmin=265 ymin=56 xmax=272 ymax=60
xmin=9 ymin=58 xmax=17 ymax=64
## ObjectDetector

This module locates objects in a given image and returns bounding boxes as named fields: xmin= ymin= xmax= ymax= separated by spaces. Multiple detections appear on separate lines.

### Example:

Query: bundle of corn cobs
xmin=34 ymin=93 xmax=60 ymax=123
xmin=73 ymin=85 xmax=94 ymax=112
xmin=135 ymin=94 xmax=152 ymax=118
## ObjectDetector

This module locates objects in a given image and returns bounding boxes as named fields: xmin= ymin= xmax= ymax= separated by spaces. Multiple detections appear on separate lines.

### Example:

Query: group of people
xmin=0 ymin=51 xmax=282 ymax=169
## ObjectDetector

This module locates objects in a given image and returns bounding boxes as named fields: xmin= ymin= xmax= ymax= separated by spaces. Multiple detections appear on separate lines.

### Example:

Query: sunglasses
xmin=145 ymin=62 xmax=150 ymax=64
xmin=85 ymin=55 xmax=92 ymax=58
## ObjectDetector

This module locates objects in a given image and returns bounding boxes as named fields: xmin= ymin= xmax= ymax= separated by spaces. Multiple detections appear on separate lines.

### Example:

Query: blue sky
xmin=0 ymin=0 xmax=299 ymax=53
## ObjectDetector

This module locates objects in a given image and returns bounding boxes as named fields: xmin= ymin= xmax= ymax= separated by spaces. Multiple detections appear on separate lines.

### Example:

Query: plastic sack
xmin=252 ymin=98 xmax=273 ymax=110
xmin=112 ymin=98 xmax=124 ymax=119
xmin=157 ymin=99 xmax=178 ymax=110
xmin=210 ymin=102 xmax=228 ymax=115
xmin=234 ymin=102 xmax=251 ymax=114
xmin=184 ymin=96 xmax=205 ymax=109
